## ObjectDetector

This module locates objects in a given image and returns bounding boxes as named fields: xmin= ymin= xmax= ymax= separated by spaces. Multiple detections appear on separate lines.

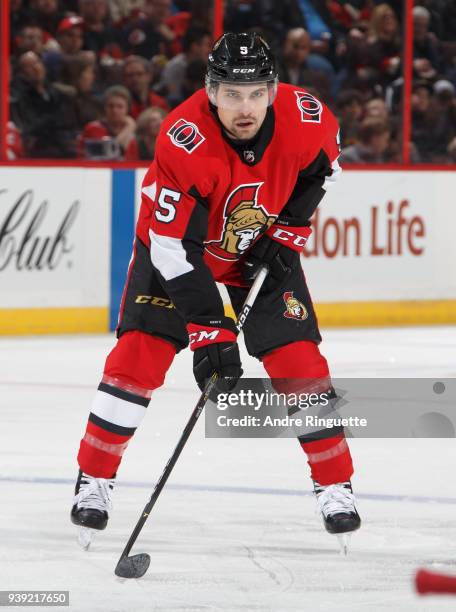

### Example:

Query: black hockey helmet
xmin=207 ymin=32 xmax=277 ymax=83
xmin=206 ymin=32 xmax=278 ymax=107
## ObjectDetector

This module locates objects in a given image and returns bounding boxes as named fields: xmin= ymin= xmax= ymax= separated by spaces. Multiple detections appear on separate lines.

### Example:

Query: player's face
xmin=216 ymin=83 xmax=269 ymax=140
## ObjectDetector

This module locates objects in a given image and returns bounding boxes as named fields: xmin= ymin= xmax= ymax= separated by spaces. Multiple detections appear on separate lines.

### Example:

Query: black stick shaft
xmin=117 ymin=266 xmax=268 ymax=561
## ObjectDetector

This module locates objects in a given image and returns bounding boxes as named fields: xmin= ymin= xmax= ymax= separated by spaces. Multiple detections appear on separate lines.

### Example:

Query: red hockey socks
xmin=77 ymin=331 xmax=176 ymax=478
xmin=262 ymin=340 xmax=354 ymax=485
xmin=299 ymin=433 xmax=353 ymax=485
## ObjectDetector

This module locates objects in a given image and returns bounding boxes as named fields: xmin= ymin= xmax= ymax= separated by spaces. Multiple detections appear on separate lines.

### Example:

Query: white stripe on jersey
xmin=149 ymin=229 xmax=194 ymax=280
xmin=322 ymin=158 xmax=342 ymax=191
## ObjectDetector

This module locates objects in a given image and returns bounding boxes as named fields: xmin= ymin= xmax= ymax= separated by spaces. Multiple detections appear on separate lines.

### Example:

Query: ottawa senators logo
xmin=205 ymin=183 xmax=275 ymax=261
xmin=283 ymin=291 xmax=308 ymax=320
xmin=294 ymin=91 xmax=323 ymax=123
xmin=167 ymin=118 xmax=205 ymax=153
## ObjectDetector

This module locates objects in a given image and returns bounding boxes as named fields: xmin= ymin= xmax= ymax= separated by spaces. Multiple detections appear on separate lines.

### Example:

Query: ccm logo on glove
xmin=188 ymin=323 xmax=236 ymax=349
xmin=266 ymin=225 xmax=312 ymax=252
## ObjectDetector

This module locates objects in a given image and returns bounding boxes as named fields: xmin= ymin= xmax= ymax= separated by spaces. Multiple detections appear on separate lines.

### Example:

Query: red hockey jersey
xmin=135 ymin=82 xmax=341 ymax=323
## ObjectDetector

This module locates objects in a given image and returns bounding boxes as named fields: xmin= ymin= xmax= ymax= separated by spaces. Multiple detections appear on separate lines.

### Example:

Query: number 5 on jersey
xmin=155 ymin=187 xmax=181 ymax=223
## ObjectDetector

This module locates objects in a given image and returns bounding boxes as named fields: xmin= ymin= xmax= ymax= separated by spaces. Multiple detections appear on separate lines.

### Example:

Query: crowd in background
xmin=6 ymin=0 xmax=456 ymax=163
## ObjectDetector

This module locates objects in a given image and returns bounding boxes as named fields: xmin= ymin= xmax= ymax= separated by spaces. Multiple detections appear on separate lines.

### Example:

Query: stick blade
xmin=115 ymin=553 xmax=151 ymax=579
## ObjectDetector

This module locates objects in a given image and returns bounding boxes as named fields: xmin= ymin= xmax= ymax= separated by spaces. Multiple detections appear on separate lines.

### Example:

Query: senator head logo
xmin=283 ymin=291 xmax=308 ymax=320
xmin=205 ymin=182 xmax=275 ymax=261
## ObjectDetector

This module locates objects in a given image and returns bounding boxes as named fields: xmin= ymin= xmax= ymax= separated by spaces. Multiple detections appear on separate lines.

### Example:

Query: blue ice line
xmin=1 ymin=476 xmax=456 ymax=505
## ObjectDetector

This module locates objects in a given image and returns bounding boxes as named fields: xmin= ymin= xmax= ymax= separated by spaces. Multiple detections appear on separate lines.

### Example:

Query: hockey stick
xmin=415 ymin=568 xmax=456 ymax=595
xmin=115 ymin=266 xmax=269 ymax=579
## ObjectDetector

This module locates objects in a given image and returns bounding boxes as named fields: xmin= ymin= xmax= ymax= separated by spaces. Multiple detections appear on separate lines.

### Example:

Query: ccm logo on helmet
xmin=294 ymin=91 xmax=323 ymax=123
xmin=167 ymin=118 xmax=205 ymax=154
xmin=232 ymin=68 xmax=255 ymax=73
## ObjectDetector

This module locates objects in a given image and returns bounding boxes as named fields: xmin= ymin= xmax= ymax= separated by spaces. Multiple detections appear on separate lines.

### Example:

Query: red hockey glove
xmin=187 ymin=316 xmax=243 ymax=391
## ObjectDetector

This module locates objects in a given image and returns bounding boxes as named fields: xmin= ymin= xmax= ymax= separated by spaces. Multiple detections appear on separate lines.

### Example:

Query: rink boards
xmin=0 ymin=166 xmax=455 ymax=334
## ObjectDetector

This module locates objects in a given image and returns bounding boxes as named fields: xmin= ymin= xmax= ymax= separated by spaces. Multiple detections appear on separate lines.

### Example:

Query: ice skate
xmin=314 ymin=480 xmax=361 ymax=554
xmin=71 ymin=470 xmax=115 ymax=550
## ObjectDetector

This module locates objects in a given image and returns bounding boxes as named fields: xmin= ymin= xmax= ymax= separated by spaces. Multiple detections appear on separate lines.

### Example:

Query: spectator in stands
xmin=364 ymin=97 xmax=389 ymax=121
xmin=411 ymin=80 xmax=437 ymax=162
xmin=363 ymin=95 xmax=401 ymax=157
xmin=57 ymin=16 xmax=85 ymax=55
xmin=158 ymin=26 xmax=211 ymax=102
xmin=79 ymin=85 xmax=135 ymax=159
xmin=10 ymin=51 xmax=78 ymax=158
xmin=121 ymin=0 xmax=174 ymax=59
xmin=256 ymin=0 xmax=306 ymax=51
xmin=277 ymin=28 xmax=334 ymax=101
xmin=125 ymin=106 xmax=167 ymax=160
xmin=166 ymin=0 xmax=213 ymax=56
xmin=14 ymin=25 xmax=46 ymax=57
xmin=224 ymin=0 xmax=262 ymax=35
xmin=78 ymin=0 xmax=122 ymax=60
xmin=440 ymin=0 xmax=456 ymax=44
xmin=413 ymin=6 xmax=440 ymax=80
xmin=332 ymin=26 xmax=370 ymax=94
xmin=122 ymin=55 xmax=169 ymax=119
xmin=366 ymin=3 xmax=401 ymax=88
xmin=6 ymin=121 xmax=24 ymax=160
xmin=10 ymin=0 xmax=32 ymax=44
xmin=336 ymin=89 xmax=363 ymax=147
xmin=55 ymin=55 xmax=103 ymax=129
xmin=44 ymin=16 xmax=96 ymax=82
xmin=293 ymin=0 xmax=336 ymax=61
xmin=28 ymin=0 xmax=63 ymax=37
xmin=108 ymin=0 xmax=145 ymax=23
xmin=167 ymin=58 xmax=207 ymax=107
xmin=428 ymin=79 xmax=456 ymax=162
xmin=339 ymin=117 xmax=391 ymax=163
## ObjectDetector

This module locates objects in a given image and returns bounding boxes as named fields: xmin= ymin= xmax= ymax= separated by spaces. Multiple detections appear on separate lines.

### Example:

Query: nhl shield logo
xmin=283 ymin=291 xmax=308 ymax=320
xmin=294 ymin=91 xmax=323 ymax=123
xmin=243 ymin=150 xmax=255 ymax=163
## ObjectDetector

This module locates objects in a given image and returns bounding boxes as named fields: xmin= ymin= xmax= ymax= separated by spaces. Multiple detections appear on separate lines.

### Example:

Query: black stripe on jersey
xmin=297 ymin=425 xmax=344 ymax=444
xmin=89 ymin=412 xmax=137 ymax=436
xmin=97 ymin=382 xmax=150 ymax=407
xmin=279 ymin=148 xmax=331 ymax=224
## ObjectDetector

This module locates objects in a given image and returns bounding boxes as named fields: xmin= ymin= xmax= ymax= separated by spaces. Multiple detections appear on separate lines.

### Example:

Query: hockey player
xmin=71 ymin=32 xmax=361 ymax=549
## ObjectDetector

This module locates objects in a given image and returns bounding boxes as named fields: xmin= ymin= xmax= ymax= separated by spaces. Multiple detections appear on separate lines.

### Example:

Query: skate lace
xmin=74 ymin=474 xmax=114 ymax=513
xmin=316 ymin=484 xmax=356 ymax=518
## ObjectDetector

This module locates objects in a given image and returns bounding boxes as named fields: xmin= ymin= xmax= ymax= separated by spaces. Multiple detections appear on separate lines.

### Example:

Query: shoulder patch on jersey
xmin=294 ymin=91 xmax=323 ymax=123
xmin=166 ymin=118 xmax=205 ymax=154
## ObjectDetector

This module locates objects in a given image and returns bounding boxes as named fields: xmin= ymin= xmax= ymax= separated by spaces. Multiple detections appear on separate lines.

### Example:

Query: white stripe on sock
xmin=91 ymin=391 xmax=147 ymax=428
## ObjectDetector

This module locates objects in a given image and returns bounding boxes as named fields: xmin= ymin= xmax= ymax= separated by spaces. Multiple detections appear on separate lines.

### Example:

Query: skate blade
xmin=336 ymin=533 xmax=352 ymax=556
xmin=77 ymin=527 xmax=95 ymax=550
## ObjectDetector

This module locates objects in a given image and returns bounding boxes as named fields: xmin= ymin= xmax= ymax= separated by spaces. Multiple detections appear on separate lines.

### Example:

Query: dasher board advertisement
xmin=0 ymin=167 xmax=111 ymax=334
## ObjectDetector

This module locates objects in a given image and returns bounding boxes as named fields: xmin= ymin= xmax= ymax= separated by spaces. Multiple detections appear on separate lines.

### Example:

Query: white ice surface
xmin=1 ymin=327 xmax=456 ymax=612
